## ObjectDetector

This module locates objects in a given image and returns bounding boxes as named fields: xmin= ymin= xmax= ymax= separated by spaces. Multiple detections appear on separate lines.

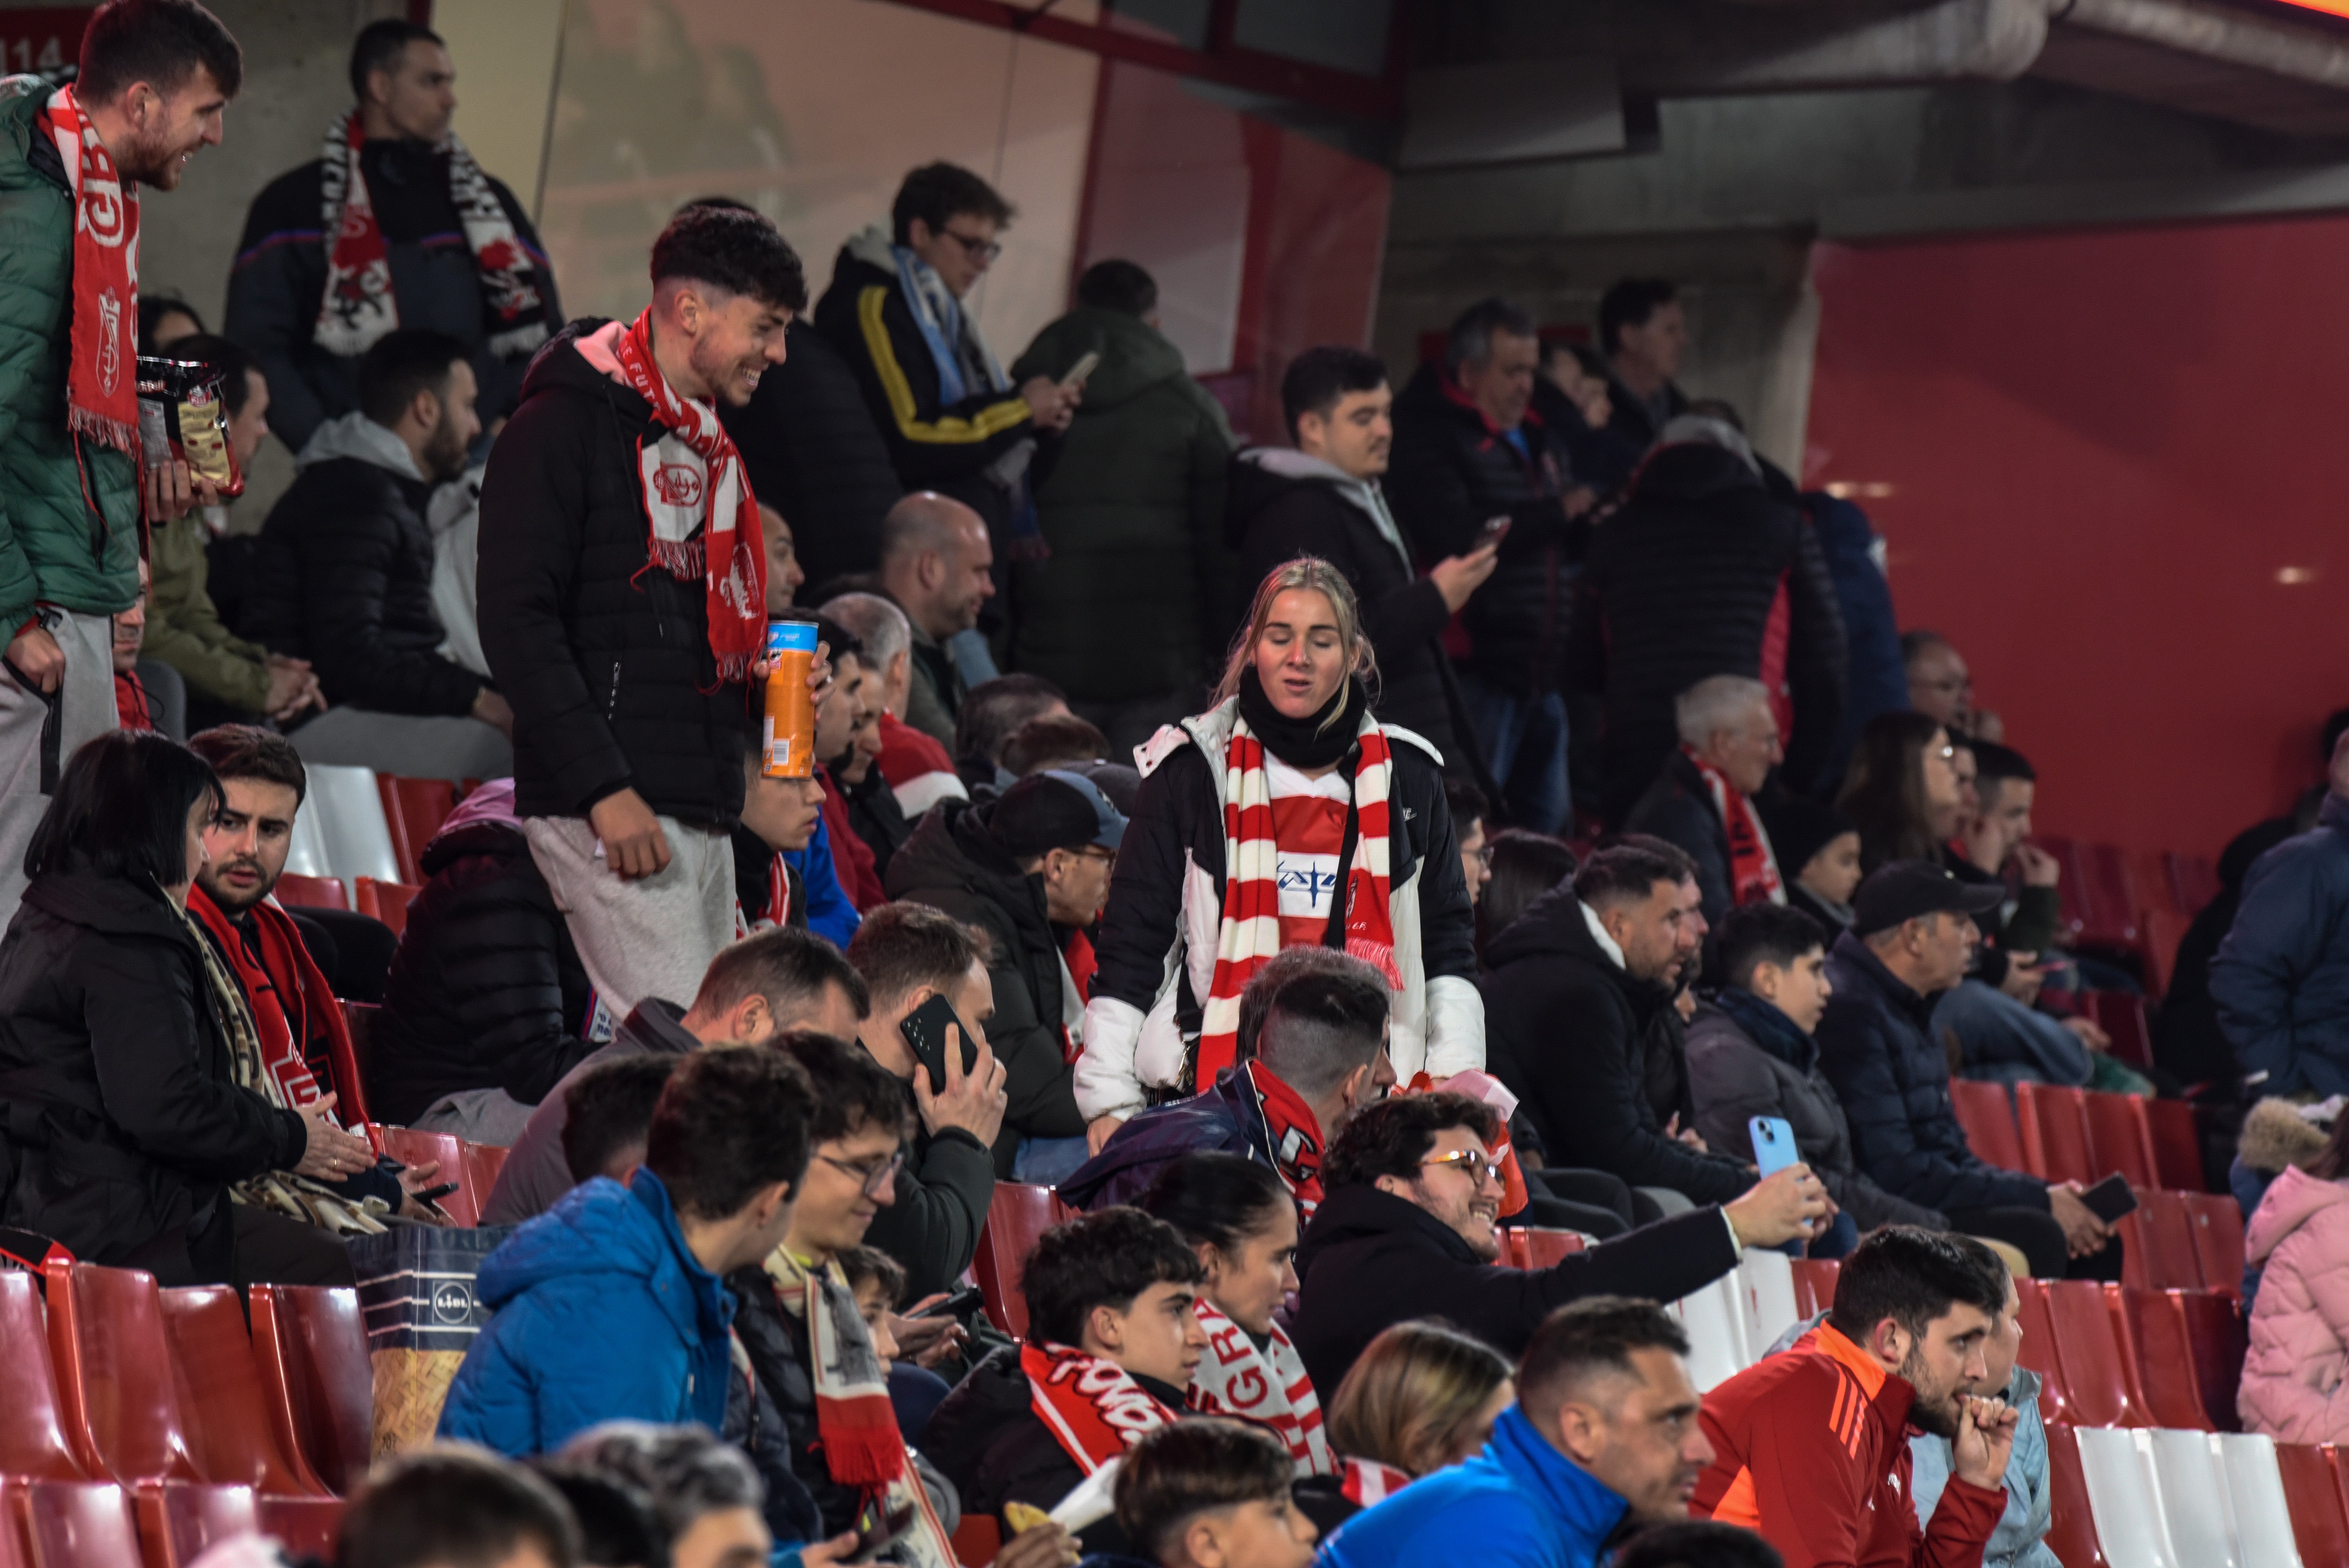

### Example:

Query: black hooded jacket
xmin=717 ymin=320 xmax=903 ymax=589
xmin=478 ymin=320 xmax=760 ymax=827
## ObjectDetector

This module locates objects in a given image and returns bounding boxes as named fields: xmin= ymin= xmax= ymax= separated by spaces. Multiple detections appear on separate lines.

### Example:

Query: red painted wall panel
xmin=1806 ymin=223 xmax=2349 ymax=858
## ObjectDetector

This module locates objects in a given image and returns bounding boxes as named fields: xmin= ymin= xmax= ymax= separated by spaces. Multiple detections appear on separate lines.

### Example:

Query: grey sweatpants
xmin=0 ymin=609 xmax=118 ymax=923
xmin=525 ymin=814 xmax=736 ymax=1019
xmin=288 ymin=706 xmax=513 ymax=784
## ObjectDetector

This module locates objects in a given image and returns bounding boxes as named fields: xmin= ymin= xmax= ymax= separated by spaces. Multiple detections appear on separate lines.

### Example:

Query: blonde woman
xmin=1325 ymin=1320 xmax=1516 ymax=1502
xmin=1072 ymin=558 xmax=1484 ymax=1149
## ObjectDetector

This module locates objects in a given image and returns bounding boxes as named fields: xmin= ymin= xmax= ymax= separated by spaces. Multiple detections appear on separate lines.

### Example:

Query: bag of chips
xmin=135 ymin=354 xmax=244 ymax=498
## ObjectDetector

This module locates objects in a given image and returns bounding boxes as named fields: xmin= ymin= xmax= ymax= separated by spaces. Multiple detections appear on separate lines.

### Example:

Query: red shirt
xmin=877 ymin=712 xmax=964 ymax=818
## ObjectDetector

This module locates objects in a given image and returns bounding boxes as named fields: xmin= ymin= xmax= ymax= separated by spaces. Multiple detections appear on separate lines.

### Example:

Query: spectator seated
xmin=1101 ymin=1419 xmax=1323 ymax=1568
xmin=954 ymin=673 xmax=1070 ymax=797
xmin=1624 ymin=675 xmax=1789 ymax=935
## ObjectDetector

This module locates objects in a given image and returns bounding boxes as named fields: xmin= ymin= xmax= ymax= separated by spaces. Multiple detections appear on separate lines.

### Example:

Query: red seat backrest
xmin=463 ymin=1144 xmax=511 ymax=1212
xmin=374 ymin=1128 xmax=478 ymax=1226
xmin=2167 ymin=852 xmax=2221 ymax=917
xmin=2135 ymin=1188 xmax=2208 ymax=1291
xmin=973 ymin=1183 xmax=1067 ymax=1338
xmin=2010 ymin=1281 xmax=2071 ymax=1426
xmin=1789 ymin=1260 xmax=1839 ymax=1320
xmin=2142 ymin=1099 xmax=2204 ymax=1191
xmin=2085 ymin=993 xmax=2152 ymax=1070
xmin=43 ymin=1260 xmax=201 ymax=1486
xmin=2277 ymin=1443 xmax=2349 ymax=1568
xmin=2182 ymin=1192 xmax=2246 ymax=1297
xmin=133 ymin=1482 xmax=258 ymax=1568
xmin=255 ymin=1496 xmax=346 ymax=1561
xmin=2080 ymin=1092 xmax=2158 ymax=1188
xmin=156 ymin=1286 xmax=323 ymax=1496
xmin=353 ymin=878 xmax=421 ymax=939
xmin=2038 ymin=837 xmax=2091 ymax=943
xmin=2170 ymin=1288 xmax=2246 ymax=1432
xmin=2039 ymin=1278 xmax=2153 ymax=1429
xmin=2040 ymin=1425 xmax=2111 ymax=1568
xmin=2014 ymin=1083 xmax=2095 ymax=1185
xmin=271 ymin=873 xmax=347 ymax=912
xmin=0 ymin=1271 xmax=87 ymax=1481
xmin=1521 ymin=1229 xmax=1585 ymax=1269
xmin=2106 ymin=1284 xmax=2212 ymax=1431
xmin=1948 ymin=1080 xmax=2028 ymax=1172
xmin=250 ymin=1286 xmax=373 ymax=1498
xmin=377 ymin=777 xmax=456 ymax=886
xmin=2075 ymin=841 xmax=2147 ymax=953
xmin=13 ymin=1480 xmax=141 ymax=1568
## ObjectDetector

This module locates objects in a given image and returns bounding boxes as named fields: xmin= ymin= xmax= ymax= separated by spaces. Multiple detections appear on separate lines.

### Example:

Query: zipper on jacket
xmin=604 ymin=659 xmax=622 ymax=722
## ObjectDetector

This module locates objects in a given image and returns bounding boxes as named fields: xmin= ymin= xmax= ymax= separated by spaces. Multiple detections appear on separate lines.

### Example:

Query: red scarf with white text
xmin=1240 ymin=1058 xmax=1326 ymax=1217
xmin=1682 ymin=745 xmax=1785 ymax=908
xmin=1187 ymin=1299 xmax=1333 ymax=1475
xmin=40 ymin=86 xmax=139 ymax=461
xmin=187 ymin=886 xmax=365 ymax=1128
xmin=1023 ymin=1341 xmax=1181 ymax=1475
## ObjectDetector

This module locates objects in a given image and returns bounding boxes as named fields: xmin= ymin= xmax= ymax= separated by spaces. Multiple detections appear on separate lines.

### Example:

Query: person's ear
xmin=1870 ymin=1317 xmax=1910 ymax=1368
xmin=1195 ymin=1240 xmax=1224 ymax=1285
xmin=408 ymin=387 xmax=440 ymax=435
xmin=1088 ymin=1301 xmax=1124 ymax=1353
xmin=1374 ymin=1173 xmax=1409 ymax=1201
xmin=1550 ymin=1397 xmax=1602 ymax=1465
xmin=1340 ymin=1061 xmax=1372 ymax=1110
xmin=906 ymin=216 xmax=932 ymax=250
xmin=1185 ymin=1515 xmax=1230 ymax=1568
xmin=731 ymin=992 xmax=773 ymax=1043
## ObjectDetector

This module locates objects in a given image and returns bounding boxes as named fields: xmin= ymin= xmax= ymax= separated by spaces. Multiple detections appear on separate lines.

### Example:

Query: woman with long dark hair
xmin=1474 ymin=829 xmax=1578 ymax=958
xmin=1837 ymin=710 xmax=1962 ymax=872
xmin=0 ymin=731 xmax=394 ymax=1285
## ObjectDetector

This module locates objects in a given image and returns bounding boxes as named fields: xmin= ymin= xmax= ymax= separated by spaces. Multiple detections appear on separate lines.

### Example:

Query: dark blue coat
xmin=1816 ymin=932 xmax=2047 ymax=1214
xmin=2212 ymin=795 xmax=2349 ymax=1098
xmin=1803 ymin=492 xmax=1905 ymax=796
xmin=1056 ymin=1068 xmax=1265 ymax=1212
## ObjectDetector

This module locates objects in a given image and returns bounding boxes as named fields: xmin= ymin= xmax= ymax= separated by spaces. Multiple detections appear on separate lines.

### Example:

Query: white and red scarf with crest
xmin=1340 ymin=1456 xmax=1413 ymax=1507
xmin=1187 ymin=1299 xmax=1333 ymax=1477
xmin=41 ymin=87 xmax=139 ymax=462
xmin=1683 ymin=746 xmax=1786 ymax=908
xmin=1023 ymin=1341 xmax=1182 ymax=1475
xmin=1238 ymin=1059 xmax=1326 ymax=1217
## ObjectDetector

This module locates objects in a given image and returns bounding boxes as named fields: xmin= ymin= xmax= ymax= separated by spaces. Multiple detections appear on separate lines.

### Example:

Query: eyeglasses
xmin=1472 ymin=845 xmax=1495 ymax=868
xmin=939 ymin=229 xmax=1002 ymax=263
xmin=1420 ymin=1149 xmax=1502 ymax=1187
xmin=1076 ymin=845 xmax=1117 ymax=868
xmin=817 ymin=1150 xmax=904 ymax=1196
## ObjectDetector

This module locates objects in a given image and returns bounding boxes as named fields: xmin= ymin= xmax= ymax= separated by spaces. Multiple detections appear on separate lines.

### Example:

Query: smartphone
xmin=2079 ymin=1171 xmax=2139 ymax=1223
xmin=1060 ymin=349 xmax=1101 ymax=391
xmin=847 ymin=1500 xmax=917 ymax=1565
xmin=413 ymin=1181 xmax=461 ymax=1205
xmin=1477 ymin=515 xmax=1512 ymax=548
xmin=1748 ymin=1115 xmax=1800 ymax=1178
xmin=909 ymin=1283 xmax=986 ymax=1320
xmin=900 ymin=992 xmax=980 ymax=1096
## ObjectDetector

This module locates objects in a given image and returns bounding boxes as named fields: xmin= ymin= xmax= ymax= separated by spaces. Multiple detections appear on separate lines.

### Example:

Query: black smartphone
xmin=847 ymin=1500 xmax=917 ymax=1564
xmin=2079 ymin=1172 xmax=2139 ymax=1223
xmin=909 ymin=1283 xmax=985 ymax=1320
xmin=413 ymin=1181 xmax=461 ymax=1205
xmin=1477 ymin=515 xmax=1512 ymax=548
xmin=899 ymin=992 xmax=979 ymax=1096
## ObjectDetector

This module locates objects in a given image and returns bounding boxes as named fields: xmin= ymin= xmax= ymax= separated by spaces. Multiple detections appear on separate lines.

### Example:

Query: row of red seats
xmin=2041 ymin=1424 xmax=2349 ymax=1568
xmin=0 ymin=1478 xmax=341 ymax=1568
xmin=273 ymin=873 xmax=423 ymax=939
xmin=367 ymin=1122 xmax=509 ymax=1229
xmin=2012 ymin=1278 xmax=2247 ymax=1431
xmin=2039 ymin=836 xmax=2217 ymax=994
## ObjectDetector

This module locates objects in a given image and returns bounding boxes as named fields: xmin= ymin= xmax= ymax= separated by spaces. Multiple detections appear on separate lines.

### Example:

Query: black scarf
xmin=1237 ymin=668 xmax=1367 ymax=772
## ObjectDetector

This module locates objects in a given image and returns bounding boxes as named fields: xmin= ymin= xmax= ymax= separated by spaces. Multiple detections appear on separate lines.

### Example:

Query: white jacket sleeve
xmin=1075 ymin=995 xmax=1148 ymax=1121
xmin=1422 ymin=973 xmax=1486 ymax=1080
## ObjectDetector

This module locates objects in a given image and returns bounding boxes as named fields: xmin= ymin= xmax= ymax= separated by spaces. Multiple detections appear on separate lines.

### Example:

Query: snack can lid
xmin=766 ymin=618 xmax=820 ymax=656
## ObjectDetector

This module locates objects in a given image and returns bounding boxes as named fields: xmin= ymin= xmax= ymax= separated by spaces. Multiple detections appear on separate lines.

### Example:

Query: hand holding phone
xmin=1059 ymin=349 xmax=1101 ymax=391
xmin=846 ymin=1500 xmax=917 ymax=1564
xmin=1476 ymin=515 xmax=1512 ymax=549
xmin=1748 ymin=1115 xmax=1800 ymax=1178
xmin=900 ymin=993 xmax=981 ymax=1096
xmin=2078 ymin=1171 xmax=2139 ymax=1223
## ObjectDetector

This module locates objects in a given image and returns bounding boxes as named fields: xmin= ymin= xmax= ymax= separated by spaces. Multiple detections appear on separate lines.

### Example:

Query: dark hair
xmin=1256 ymin=966 xmax=1390 ymax=1099
xmin=1476 ymin=829 xmax=1577 ymax=953
xmin=1612 ymin=1522 xmax=1786 ymax=1568
xmin=358 ymin=328 xmax=471 ymax=428
xmin=1112 ymin=1418 xmax=1294 ymax=1562
xmin=1077 ymin=259 xmax=1158 ymax=317
xmin=185 ymin=723 xmax=305 ymax=806
xmin=955 ymin=674 xmax=1067 ymax=767
xmin=692 ymin=925 xmax=868 ymax=1022
xmin=773 ymin=1029 xmax=914 ymax=1146
xmin=1598 ymin=277 xmax=1677 ymax=356
xmin=27 ymin=731 xmax=221 ymax=887
xmin=1836 ymin=710 xmax=1948 ymax=872
xmin=162 ymin=334 xmax=255 ymax=416
xmin=643 ymin=1045 xmax=816 ymax=1222
xmin=1444 ymin=777 xmax=1488 ymax=836
xmin=1235 ymin=946 xmax=1379 ymax=1065
xmin=1138 ymin=1152 xmax=1294 ymax=1258
xmin=1002 ymin=713 xmax=1109 ymax=778
xmin=1826 ymin=1226 xmax=2007 ymax=1348
xmin=137 ymin=295 xmax=206 ymax=354
xmin=845 ymin=902 xmax=985 ymax=1011
xmin=527 ymin=1465 xmax=661 ymax=1568
xmin=1898 ymin=629 xmax=1950 ymax=667
xmin=1715 ymin=903 xmax=1826 ymax=993
xmin=1445 ymin=297 xmax=1538 ymax=374
xmin=1571 ymin=842 xmax=1691 ymax=914
xmin=79 ymin=0 xmax=242 ymax=104
xmin=341 ymin=1447 xmax=580 ymax=1568
xmin=1969 ymin=739 xmax=2036 ymax=802
xmin=555 ymin=1424 xmax=764 ymax=1546
xmin=650 ymin=204 xmax=808 ymax=312
xmin=839 ymin=1244 xmax=907 ymax=1309
xmin=1516 ymin=1297 xmax=1691 ymax=1410
xmin=891 ymin=161 xmax=1014 ymax=247
xmin=1021 ymin=1207 xmax=1204 ymax=1349
xmin=1323 ymin=1092 xmax=1497 ymax=1191
xmin=1280 ymin=346 xmax=1387 ymax=444
xmin=560 ymin=1055 xmax=679 ymax=1185
xmin=348 ymin=17 xmax=440 ymax=102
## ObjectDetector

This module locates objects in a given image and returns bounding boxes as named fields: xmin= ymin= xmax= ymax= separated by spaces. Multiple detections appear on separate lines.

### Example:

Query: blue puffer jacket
xmin=1816 ymin=932 xmax=2047 ymax=1215
xmin=437 ymin=1169 xmax=736 ymax=1456
xmin=1317 ymin=1405 xmax=1629 ymax=1568
xmin=2211 ymin=795 xmax=2349 ymax=1098
xmin=1913 ymin=1367 xmax=2059 ymax=1568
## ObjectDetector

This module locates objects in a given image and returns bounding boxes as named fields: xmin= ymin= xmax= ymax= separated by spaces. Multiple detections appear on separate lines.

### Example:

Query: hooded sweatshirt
xmin=2240 ymin=1164 xmax=2349 ymax=1442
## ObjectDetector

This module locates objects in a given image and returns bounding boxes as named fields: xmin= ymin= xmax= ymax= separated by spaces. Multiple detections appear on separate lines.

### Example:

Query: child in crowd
xmin=1089 ymin=1418 xmax=1320 ymax=1568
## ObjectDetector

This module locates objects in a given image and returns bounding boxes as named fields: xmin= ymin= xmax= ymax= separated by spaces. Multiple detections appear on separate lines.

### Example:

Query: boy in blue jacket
xmin=438 ymin=1043 xmax=816 ymax=1454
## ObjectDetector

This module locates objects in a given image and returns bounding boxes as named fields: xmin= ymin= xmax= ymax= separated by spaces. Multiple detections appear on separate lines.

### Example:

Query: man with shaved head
xmin=876 ymin=491 xmax=994 ymax=748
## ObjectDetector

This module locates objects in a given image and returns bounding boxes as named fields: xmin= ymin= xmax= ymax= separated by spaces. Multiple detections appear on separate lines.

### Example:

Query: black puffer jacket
xmin=1226 ymin=449 xmax=1460 ymax=758
xmin=479 ymin=321 xmax=759 ymax=826
xmin=246 ymin=439 xmax=487 ymax=717
xmin=884 ymin=798 xmax=1085 ymax=1173
xmin=728 ymin=1270 xmax=865 ymax=1537
xmin=1572 ymin=443 xmax=1847 ymax=825
xmin=368 ymin=818 xmax=596 ymax=1126
xmin=0 ymin=875 xmax=305 ymax=1279
xmin=1624 ymin=750 xmax=1735 ymax=933
xmin=1384 ymin=364 xmax=1586 ymax=696
xmin=717 ymin=320 xmax=902 ymax=589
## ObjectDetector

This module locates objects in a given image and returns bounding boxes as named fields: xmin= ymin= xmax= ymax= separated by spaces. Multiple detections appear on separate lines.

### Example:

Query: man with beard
xmin=248 ymin=327 xmax=511 ymax=779
xmin=0 ymin=0 xmax=242 ymax=923
xmin=1693 ymin=1226 xmax=2016 ymax=1568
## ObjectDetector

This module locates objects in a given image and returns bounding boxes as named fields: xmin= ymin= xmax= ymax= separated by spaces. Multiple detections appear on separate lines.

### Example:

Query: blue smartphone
xmin=1749 ymin=1115 xmax=1800 ymax=1177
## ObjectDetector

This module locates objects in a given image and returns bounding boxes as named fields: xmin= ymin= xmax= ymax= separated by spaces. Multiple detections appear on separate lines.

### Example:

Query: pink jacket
xmin=2241 ymin=1165 xmax=2349 ymax=1441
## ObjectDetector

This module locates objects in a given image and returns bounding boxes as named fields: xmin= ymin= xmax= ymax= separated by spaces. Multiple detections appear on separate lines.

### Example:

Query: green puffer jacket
xmin=1008 ymin=306 xmax=1236 ymax=704
xmin=143 ymin=511 xmax=269 ymax=711
xmin=0 ymin=75 xmax=141 ymax=629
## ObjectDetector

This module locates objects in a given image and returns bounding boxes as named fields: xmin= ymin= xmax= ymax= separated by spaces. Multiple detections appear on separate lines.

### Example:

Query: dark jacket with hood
xmin=717 ymin=319 xmax=903 ymax=589
xmin=1623 ymin=749 xmax=1739 ymax=935
xmin=0 ymin=873 xmax=307 ymax=1278
xmin=1291 ymin=1181 xmax=1741 ymax=1400
xmin=478 ymin=319 xmax=759 ymax=827
xmin=884 ymin=797 xmax=1086 ymax=1173
xmin=1227 ymin=448 xmax=1460 ymax=759
xmin=1816 ymin=930 xmax=2049 ymax=1214
xmin=1384 ymin=364 xmax=1586 ymax=698
xmin=1055 ymin=1067 xmax=1272 ymax=1213
xmin=1010 ymin=306 xmax=1237 ymax=704
xmin=1570 ymin=441 xmax=1846 ymax=827
xmin=225 ymin=138 xmax=563 ymax=453
xmin=1479 ymin=884 xmax=1755 ymax=1204
xmin=1685 ymin=991 xmax=1945 ymax=1231
xmin=2212 ymin=793 xmax=2349 ymax=1100
xmin=369 ymin=811 xmax=596 ymax=1126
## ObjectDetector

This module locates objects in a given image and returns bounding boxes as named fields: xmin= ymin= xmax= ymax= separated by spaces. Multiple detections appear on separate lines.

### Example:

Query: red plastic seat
xmin=133 ymin=1482 xmax=257 ymax=1568
xmin=1520 ymin=1229 xmax=1585 ymax=1269
xmin=2172 ymin=1288 xmax=2247 ymax=1431
xmin=1948 ymin=1080 xmax=2027 ymax=1172
xmin=2140 ymin=906 xmax=2190 ymax=998
xmin=2165 ymin=852 xmax=2221 ymax=917
xmin=376 ymin=776 xmax=457 ymax=886
xmin=2080 ymin=1091 xmax=2158 ymax=1188
xmin=2038 ymin=1278 xmax=2153 ymax=1428
xmin=950 ymin=1513 xmax=1000 ymax=1568
xmin=2010 ymin=1281 xmax=2072 ymax=1425
xmin=2278 ymin=1443 xmax=2349 ymax=1568
xmin=2085 ymin=993 xmax=2152 ymax=1070
xmin=2040 ymin=1425 xmax=2110 ymax=1568
xmin=43 ymin=1260 xmax=202 ymax=1486
xmin=12 ymin=1480 xmax=140 ymax=1568
xmin=271 ymin=873 xmax=347 ymax=912
xmin=255 ymin=1496 xmax=345 ymax=1561
xmin=2073 ymin=841 xmax=2149 ymax=958
xmin=249 ymin=1286 xmax=372 ymax=1498
xmin=2014 ymin=1083 xmax=2096 ymax=1185
xmin=2181 ymin=1192 xmax=2244 ymax=1297
xmin=353 ymin=877 xmax=421 ymax=938
xmin=2143 ymin=1099 xmax=2203 ymax=1190
xmin=0 ymin=1270 xmax=87 ymax=1481
xmin=463 ymin=1144 xmax=511 ymax=1213
xmin=1789 ymin=1259 xmax=1839 ymax=1320
xmin=374 ymin=1128 xmax=478 ymax=1226
xmin=157 ymin=1286 xmax=323 ymax=1496
xmin=2132 ymin=1187 xmax=2206 ymax=1290
xmin=0 ymin=1486 xmax=29 ymax=1568
xmin=973 ymin=1183 xmax=1070 ymax=1338
xmin=2105 ymin=1284 xmax=2213 ymax=1430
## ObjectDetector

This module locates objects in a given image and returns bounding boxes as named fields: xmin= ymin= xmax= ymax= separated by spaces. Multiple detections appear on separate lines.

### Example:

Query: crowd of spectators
xmin=7 ymin=4 xmax=2345 ymax=1568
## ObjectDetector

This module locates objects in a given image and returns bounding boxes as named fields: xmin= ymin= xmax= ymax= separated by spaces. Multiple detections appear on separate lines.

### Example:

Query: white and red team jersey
xmin=1265 ymin=753 xmax=1353 ymax=950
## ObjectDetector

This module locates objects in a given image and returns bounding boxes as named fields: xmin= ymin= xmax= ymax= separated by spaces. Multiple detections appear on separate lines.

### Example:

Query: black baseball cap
xmin=989 ymin=770 xmax=1127 ymax=859
xmin=1851 ymin=859 xmax=2006 ymax=937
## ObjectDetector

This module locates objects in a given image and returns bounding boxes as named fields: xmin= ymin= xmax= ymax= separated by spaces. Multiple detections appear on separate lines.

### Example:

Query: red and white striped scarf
xmin=1023 ymin=1341 xmax=1182 ymax=1475
xmin=1682 ymin=746 xmax=1786 ymax=907
xmin=1340 ymin=1456 xmax=1413 ymax=1507
xmin=40 ymin=87 xmax=139 ymax=462
xmin=1187 ymin=1299 xmax=1334 ymax=1476
xmin=1196 ymin=707 xmax=1399 ymax=1087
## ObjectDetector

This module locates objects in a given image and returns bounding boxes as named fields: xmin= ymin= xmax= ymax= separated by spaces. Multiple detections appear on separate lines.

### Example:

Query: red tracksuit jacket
xmin=1693 ymin=1322 xmax=2006 ymax=1568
